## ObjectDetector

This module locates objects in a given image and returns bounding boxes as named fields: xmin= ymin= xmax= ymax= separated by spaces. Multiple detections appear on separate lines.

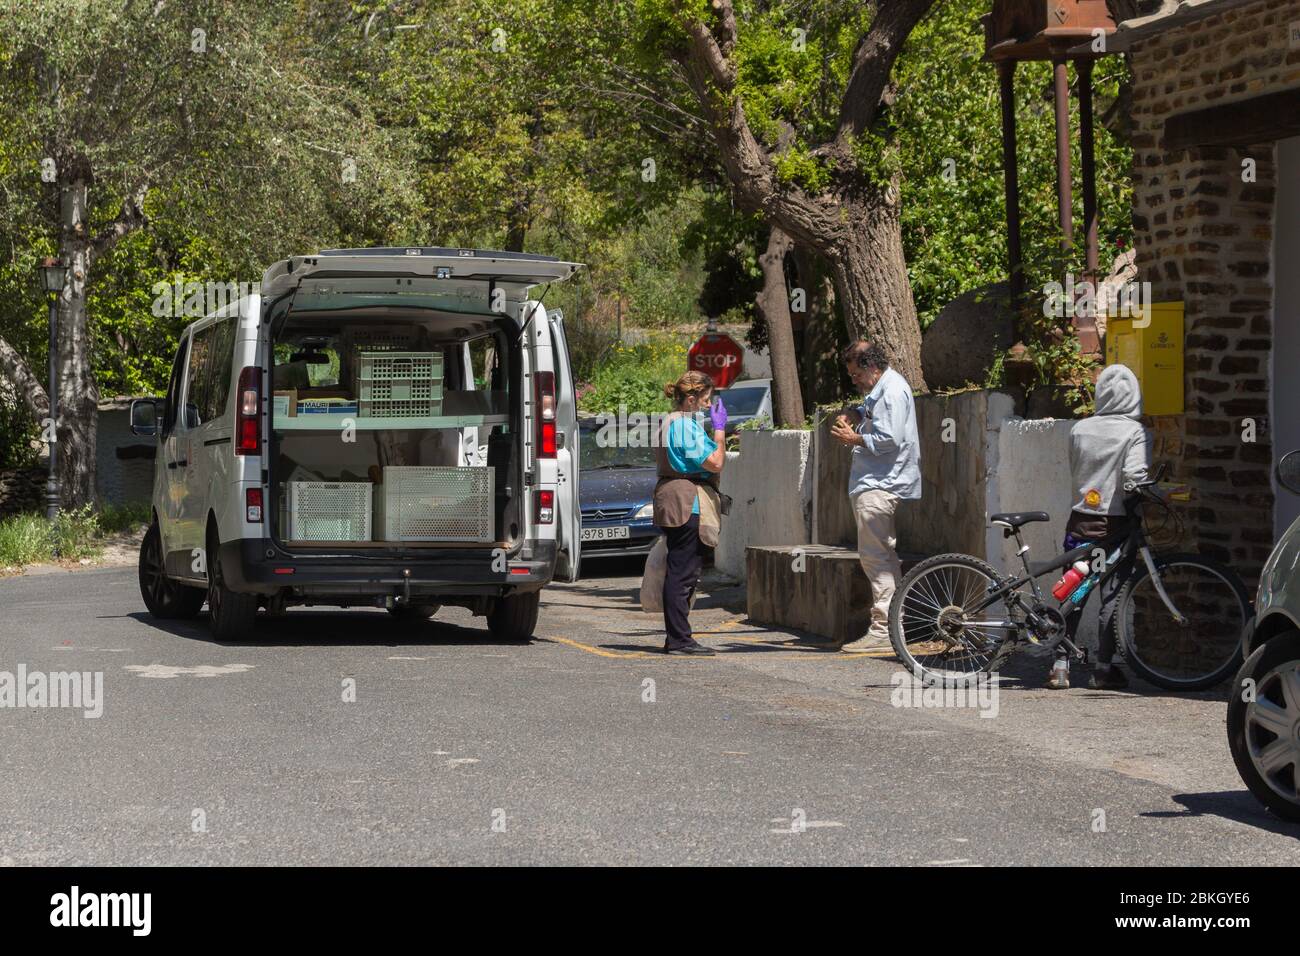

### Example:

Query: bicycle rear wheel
xmin=1116 ymin=553 xmax=1249 ymax=691
xmin=889 ymin=553 xmax=1016 ymax=686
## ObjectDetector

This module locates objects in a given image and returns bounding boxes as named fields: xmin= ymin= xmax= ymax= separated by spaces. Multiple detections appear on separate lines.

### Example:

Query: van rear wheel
xmin=206 ymin=528 xmax=258 ymax=641
xmin=139 ymin=522 xmax=206 ymax=619
xmin=487 ymin=591 xmax=540 ymax=641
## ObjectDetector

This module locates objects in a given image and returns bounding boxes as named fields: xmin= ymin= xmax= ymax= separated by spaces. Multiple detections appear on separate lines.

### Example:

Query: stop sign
xmin=688 ymin=333 xmax=745 ymax=388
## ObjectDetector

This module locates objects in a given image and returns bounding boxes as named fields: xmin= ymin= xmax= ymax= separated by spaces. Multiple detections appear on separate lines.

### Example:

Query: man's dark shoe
xmin=1088 ymin=665 xmax=1129 ymax=690
xmin=664 ymin=643 xmax=716 ymax=656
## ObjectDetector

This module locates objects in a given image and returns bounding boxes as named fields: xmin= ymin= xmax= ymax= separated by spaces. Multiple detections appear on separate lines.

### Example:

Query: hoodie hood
xmin=1093 ymin=364 xmax=1142 ymax=419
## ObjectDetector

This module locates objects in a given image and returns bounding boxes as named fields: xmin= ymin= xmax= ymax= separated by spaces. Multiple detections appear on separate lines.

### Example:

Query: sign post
xmin=688 ymin=332 xmax=744 ymax=389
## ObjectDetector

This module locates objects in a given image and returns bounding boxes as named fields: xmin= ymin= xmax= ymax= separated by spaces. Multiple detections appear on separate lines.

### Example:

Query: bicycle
xmin=887 ymin=464 xmax=1251 ymax=690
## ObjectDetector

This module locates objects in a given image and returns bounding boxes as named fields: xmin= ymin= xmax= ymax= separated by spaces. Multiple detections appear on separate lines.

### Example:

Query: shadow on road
xmin=110 ymin=610 xmax=530 ymax=649
xmin=1144 ymin=791 xmax=1300 ymax=839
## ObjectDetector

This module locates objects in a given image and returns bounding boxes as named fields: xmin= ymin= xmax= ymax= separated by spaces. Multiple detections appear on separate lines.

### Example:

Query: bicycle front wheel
xmin=889 ymin=553 xmax=1015 ymax=686
xmin=1116 ymin=553 xmax=1249 ymax=691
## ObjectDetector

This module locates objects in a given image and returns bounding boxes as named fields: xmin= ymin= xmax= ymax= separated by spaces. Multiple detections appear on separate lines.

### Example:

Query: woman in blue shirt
xmin=651 ymin=371 xmax=728 ymax=655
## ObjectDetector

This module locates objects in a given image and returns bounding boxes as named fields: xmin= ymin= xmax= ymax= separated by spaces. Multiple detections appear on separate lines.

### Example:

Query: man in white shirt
xmin=830 ymin=341 xmax=921 ymax=651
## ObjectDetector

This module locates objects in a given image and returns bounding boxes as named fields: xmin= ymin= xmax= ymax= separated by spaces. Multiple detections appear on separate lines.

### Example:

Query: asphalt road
xmin=2 ymin=557 xmax=1298 ymax=865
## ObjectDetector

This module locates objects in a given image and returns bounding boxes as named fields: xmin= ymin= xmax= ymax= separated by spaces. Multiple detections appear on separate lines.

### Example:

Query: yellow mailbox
xmin=1104 ymin=301 xmax=1184 ymax=416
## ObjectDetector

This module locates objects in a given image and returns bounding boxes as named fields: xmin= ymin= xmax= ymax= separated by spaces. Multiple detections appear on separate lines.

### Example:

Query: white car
xmin=1227 ymin=449 xmax=1300 ymax=821
xmin=130 ymin=247 xmax=583 ymax=641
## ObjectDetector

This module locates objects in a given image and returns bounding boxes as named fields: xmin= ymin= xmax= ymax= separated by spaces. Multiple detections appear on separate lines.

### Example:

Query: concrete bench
xmin=745 ymin=544 xmax=923 ymax=645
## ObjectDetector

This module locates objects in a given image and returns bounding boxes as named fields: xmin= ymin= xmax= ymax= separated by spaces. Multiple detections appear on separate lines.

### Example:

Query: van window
xmin=163 ymin=336 xmax=190 ymax=436
xmin=204 ymin=318 xmax=235 ymax=421
xmin=184 ymin=325 xmax=214 ymax=427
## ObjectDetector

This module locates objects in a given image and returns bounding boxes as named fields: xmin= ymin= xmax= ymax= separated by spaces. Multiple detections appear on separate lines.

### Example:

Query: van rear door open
xmin=258 ymin=247 xmax=583 ymax=571
xmin=547 ymin=308 xmax=581 ymax=582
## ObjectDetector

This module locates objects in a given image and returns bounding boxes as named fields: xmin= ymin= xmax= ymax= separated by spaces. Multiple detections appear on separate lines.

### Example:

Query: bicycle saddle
xmin=989 ymin=511 xmax=1050 ymax=530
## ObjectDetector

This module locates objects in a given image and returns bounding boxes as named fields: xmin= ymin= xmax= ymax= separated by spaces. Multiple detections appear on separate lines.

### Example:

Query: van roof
xmin=317 ymin=247 xmax=566 ymax=262
xmin=261 ymin=248 xmax=583 ymax=300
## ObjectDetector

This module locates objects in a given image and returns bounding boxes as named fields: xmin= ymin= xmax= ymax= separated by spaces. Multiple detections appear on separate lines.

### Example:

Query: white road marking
xmin=124 ymin=664 xmax=255 ymax=679
xmin=447 ymin=758 xmax=480 ymax=767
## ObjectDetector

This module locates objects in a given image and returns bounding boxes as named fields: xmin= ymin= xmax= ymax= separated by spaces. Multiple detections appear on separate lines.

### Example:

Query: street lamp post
xmin=39 ymin=256 xmax=66 ymax=522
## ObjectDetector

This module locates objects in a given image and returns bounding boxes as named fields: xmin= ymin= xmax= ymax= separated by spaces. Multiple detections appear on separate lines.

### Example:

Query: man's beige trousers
xmin=851 ymin=489 xmax=901 ymax=642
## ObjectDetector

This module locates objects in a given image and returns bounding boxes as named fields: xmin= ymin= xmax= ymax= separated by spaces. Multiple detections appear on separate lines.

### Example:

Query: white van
xmin=130 ymin=247 xmax=582 ymax=641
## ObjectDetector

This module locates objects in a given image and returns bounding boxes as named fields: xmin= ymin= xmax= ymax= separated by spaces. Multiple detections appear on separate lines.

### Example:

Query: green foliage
xmin=49 ymin=504 xmax=102 ymax=560
xmin=0 ymin=398 xmax=39 ymax=469
xmin=577 ymin=334 xmax=689 ymax=415
xmin=0 ymin=0 xmax=1138 ymax=444
xmin=96 ymin=501 xmax=151 ymax=535
xmin=0 ymin=513 xmax=50 ymax=566
xmin=892 ymin=0 xmax=1134 ymax=328
xmin=0 ymin=504 xmax=108 ymax=567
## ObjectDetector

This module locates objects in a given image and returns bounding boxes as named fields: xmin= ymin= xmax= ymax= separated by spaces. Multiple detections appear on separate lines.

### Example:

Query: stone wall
xmin=715 ymin=432 xmax=812 ymax=580
xmin=1126 ymin=0 xmax=1297 ymax=575
xmin=812 ymin=391 xmax=1019 ymax=560
xmin=0 ymin=466 xmax=46 ymax=519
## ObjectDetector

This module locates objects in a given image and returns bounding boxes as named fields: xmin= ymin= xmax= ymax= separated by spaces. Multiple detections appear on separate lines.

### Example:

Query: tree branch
xmin=834 ymin=0 xmax=937 ymax=152
xmin=90 ymin=183 xmax=148 ymax=259
xmin=0 ymin=334 xmax=50 ymax=421
xmin=672 ymin=1 xmax=842 ymax=254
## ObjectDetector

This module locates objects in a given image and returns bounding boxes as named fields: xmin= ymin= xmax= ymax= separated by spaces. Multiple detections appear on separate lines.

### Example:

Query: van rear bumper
xmin=218 ymin=538 xmax=556 ymax=597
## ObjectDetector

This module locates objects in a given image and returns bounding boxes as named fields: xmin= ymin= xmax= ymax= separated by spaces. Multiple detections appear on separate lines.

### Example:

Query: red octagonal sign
xmin=688 ymin=332 xmax=744 ymax=389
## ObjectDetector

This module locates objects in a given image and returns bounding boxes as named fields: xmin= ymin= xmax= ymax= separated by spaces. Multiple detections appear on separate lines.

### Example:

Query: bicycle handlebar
xmin=1123 ymin=461 xmax=1170 ymax=493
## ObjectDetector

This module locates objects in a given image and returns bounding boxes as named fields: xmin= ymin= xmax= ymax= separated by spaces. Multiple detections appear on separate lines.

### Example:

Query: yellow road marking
xmin=542 ymin=636 xmax=660 ymax=660
xmin=541 ymin=621 xmax=899 ymax=662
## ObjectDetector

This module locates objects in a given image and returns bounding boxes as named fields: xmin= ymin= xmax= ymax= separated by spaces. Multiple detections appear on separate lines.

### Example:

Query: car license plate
xmin=581 ymin=525 xmax=630 ymax=542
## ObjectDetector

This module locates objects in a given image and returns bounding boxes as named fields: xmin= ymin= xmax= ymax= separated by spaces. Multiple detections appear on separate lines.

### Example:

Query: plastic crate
xmin=374 ymin=466 xmax=494 ymax=542
xmin=286 ymin=481 xmax=372 ymax=541
xmin=345 ymin=325 xmax=420 ymax=353
xmin=355 ymin=351 xmax=445 ymax=418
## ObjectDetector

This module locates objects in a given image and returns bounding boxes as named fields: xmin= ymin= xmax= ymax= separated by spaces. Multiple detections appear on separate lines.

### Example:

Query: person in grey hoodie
xmin=1049 ymin=364 xmax=1152 ymax=690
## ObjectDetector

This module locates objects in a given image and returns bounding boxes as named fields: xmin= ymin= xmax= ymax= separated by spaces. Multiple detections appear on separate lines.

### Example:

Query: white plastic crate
xmin=374 ymin=466 xmax=494 ymax=542
xmin=355 ymin=350 xmax=445 ymax=418
xmin=286 ymin=481 xmax=372 ymax=541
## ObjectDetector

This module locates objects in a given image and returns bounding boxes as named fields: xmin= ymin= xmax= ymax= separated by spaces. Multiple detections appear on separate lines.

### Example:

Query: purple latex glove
xmin=708 ymin=397 xmax=728 ymax=433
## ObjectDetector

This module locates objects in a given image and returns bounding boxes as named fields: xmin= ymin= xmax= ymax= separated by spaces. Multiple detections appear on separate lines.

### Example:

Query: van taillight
xmin=236 ymin=366 xmax=261 ymax=456
xmin=246 ymin=488 xmax=263 ymax=523
xmin=535 ymin=370 xmax=556 ymax=458
xmin=535 ymin=489 xmax=554 ymax=524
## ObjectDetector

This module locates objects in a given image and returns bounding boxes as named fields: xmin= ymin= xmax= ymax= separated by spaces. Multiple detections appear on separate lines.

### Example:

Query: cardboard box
xmin=273 ymin=389 xmax=297 ymax=418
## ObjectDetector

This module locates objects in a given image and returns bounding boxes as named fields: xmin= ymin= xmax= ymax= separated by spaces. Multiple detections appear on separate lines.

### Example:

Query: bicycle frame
xmin=960 ymin=489 xmax=1186 ymax=657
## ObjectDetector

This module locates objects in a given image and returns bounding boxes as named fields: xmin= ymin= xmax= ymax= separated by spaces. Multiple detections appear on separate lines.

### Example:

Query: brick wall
xmin=1126 ymin=0 xmax=1299 ymax=576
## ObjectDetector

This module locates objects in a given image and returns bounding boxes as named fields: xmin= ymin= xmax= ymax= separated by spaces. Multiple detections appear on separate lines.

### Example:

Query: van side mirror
xmin=130 ymin=398 xmax=160 ymax=437
xmin=1278 ymin=450 xmax=1300 ymax=495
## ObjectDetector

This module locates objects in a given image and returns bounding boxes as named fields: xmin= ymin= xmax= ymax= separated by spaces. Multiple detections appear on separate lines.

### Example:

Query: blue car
xmin=579 ymin=420 xmax=663 ymax=559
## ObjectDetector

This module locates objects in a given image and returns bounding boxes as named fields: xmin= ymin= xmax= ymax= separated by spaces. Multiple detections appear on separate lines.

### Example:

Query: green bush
xmin=97 ymin=501 xmax=152 ymax=535
xmin=0 ymin=503 xmax=118 ymax=567
xmin=49 ymin=505 xmax=102 ymax=561
xmin=0 ymin=513 xmax=52 ymax=566
xmin=577 ymin=335 xmax=689 ymax=415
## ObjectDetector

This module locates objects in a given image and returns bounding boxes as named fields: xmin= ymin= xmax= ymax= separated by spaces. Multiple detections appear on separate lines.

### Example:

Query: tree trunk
xmin=790 ymin=244 xmax=845 ymax=409
xmin=827 ymin=189 xmax=927 ymax=392
xmin=55 ymin=176 xmax=100 ymax=509
xmin=754 ymin=227 xmax=803 ymax=427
